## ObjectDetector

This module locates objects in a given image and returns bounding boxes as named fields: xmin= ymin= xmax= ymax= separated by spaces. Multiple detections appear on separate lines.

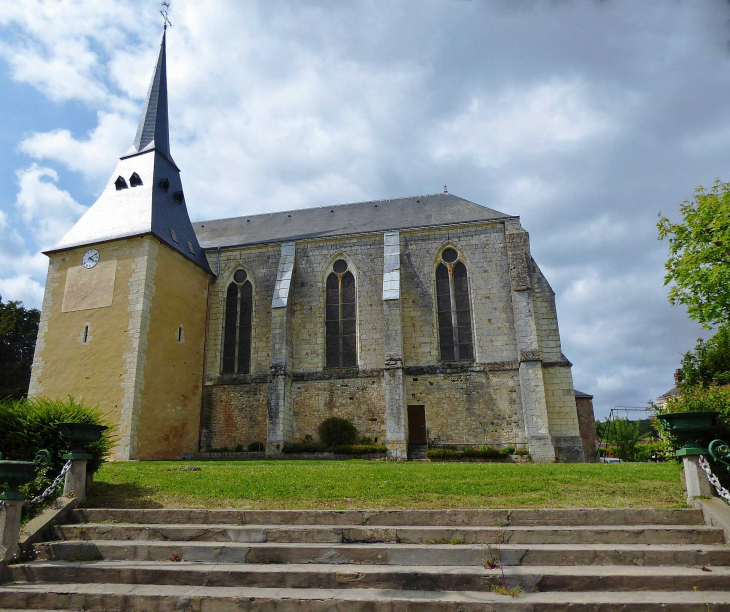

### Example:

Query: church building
xmin=28 ymin=32 xmax=587 ymax=463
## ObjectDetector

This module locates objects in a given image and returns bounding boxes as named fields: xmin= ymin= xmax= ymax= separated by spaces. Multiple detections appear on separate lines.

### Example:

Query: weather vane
xmin=160 ymin=1 xmax=172 ymax=30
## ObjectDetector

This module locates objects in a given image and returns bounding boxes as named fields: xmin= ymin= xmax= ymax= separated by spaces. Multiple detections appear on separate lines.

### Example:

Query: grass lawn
xmin=85 ymin=460 xmax=686 ymax=510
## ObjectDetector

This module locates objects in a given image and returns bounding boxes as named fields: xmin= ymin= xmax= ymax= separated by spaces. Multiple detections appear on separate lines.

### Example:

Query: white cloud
xmin=0 ymin=0 xmax=141 ymax=104
xmin=429 ymin=79 xmax=615 ymax=168
xmin=15 ymin=164 xmax=86 ymax=249
xmin=0 ymin=274 xmax=44 ymax=308
xmin=0 ymin=210 xmax=7 ymax=231
xmin=20 ymin=112 xmax=136 ymax=183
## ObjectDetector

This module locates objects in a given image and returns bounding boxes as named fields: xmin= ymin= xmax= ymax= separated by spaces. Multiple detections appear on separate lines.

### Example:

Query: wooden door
xmin=408 ymin=405 xmax=427 ymax=444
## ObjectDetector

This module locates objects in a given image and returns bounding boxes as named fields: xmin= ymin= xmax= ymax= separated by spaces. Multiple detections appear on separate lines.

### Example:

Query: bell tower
xmin=29 ymin=30 xmax=213 ymax=460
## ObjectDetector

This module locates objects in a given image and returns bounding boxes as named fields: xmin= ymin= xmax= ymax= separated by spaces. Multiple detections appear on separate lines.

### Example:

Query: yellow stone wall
xmin=29 ymin=238 xmax=148 ymax=435
xmin=135 ymin=243 xmax=210 ymax=459
xmin=29 ymin=236 xmax=211 ymax=460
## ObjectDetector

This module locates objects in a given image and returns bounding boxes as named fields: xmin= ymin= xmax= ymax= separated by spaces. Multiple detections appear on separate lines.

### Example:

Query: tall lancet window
xmin=325 ymin=259 xmax=357 ymax=368
xmin=436 ymin=247 xmax=474 ymax=362
xmin=222 ymin=269 xmax=253 ymax=374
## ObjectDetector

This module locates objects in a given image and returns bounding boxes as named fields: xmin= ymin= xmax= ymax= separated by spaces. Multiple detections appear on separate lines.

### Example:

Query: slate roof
xmin=574 ymin=390 xmax=594 ymax=399
xmin=123 ymin=29 xmax=174 ymax=166
xmin=193 ymin=193 xmax=514 ymax=249
xmin=48 ymin=29 xmax=211 ymax=274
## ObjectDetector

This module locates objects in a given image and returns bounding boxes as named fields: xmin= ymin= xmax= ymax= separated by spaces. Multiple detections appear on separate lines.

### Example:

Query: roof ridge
xmin=194 ymin=192 xmax=475 ymax=225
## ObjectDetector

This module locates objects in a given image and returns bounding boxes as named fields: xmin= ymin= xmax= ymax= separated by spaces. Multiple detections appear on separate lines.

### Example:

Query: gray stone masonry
xmin=505 ymin=220 xmax=555 ymax=462
xmin=267 ymin=243 xmax=296 ymax=455
xmin=683 ymin=456 xmax=713 ymax=504
xmin=63 ymin=460 xmax=88 ymax=504
xmin=0 ymin=500 xmax=23 ymax=562
xmin=200 ymin=218 xmax=587 ymax=461
xmin=383 ymin=232 xmax=406 ymax=458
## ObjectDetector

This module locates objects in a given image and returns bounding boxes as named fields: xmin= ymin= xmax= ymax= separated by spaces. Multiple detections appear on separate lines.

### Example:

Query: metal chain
xmin=699 ymin=454 xmax=730 ymax=503
xmin=1 ymin=460 xmax=72 ymax=512
xmin=22 ymin=460 xmax=73 ymax=509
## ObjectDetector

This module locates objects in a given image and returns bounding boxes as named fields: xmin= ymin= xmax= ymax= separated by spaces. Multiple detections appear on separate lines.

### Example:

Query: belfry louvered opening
xmin=436 ymin=248 xmax=474 ymax=362
xmin=221 ymin=270 xmax=253 ymax=374
xmin=325 ymin=259 xmax=357 ymax=368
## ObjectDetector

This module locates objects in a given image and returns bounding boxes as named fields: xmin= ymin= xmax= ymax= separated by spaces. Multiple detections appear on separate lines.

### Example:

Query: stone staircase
xmin=1 ymin=507 xmax=730 ymax=610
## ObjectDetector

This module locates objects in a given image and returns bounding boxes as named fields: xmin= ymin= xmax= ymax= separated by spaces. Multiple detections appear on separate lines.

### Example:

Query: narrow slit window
xmin=83 ymin=325 xmax=89 ymax=343
xmin=436 ymin=249 xmax=474 ymax=362
xmin=325 ymin=259 xmax=357 ymax=368
xmin=178 ymin=326 xmax=183 ymax=342
xmin=221 ymin=270 xmax=253 ymax=374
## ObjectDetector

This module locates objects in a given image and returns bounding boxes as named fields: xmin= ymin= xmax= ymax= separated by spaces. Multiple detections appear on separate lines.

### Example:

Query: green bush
xmin=0 ymin=397 xmax=115 ymax=509
xmin=515 ymin=448 xmax=530 ymax=456
xmin=333 ymin=444 xmax=387 ymax=455
xmin=426 ymin=447 xmax=508 ymax=460
xmin=282 ymin=442 xmax=387 ymax=455
xmin=247 ymin=442 xmax=265 ymax=452
xmin=0 ymin=397 xmax=115 ymax=475
xmin=500 ymin=445 xmax=516 ymax=456
xmin=282 ymin=442 xmax=329 ymax=454
xmin=318 ymin=417 xmax=358 ymax=447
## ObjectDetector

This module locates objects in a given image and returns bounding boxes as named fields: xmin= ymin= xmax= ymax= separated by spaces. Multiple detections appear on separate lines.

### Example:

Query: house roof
xmin=574 ymin=389 xmax=594 ymax=399
xmin=657 ymin=387 xmax=680 ymax=401
xmin=193 ymin=193 xmax=514 ymax=249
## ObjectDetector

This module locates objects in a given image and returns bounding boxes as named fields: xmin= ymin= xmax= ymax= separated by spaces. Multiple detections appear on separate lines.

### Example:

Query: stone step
xmin=9 ymin=561 xmax=730 ymax=592
xmin=53 ymin=522 xmax=727 ymax=545
xmin=71 ymin=507 xmax=705 ymax=527
xmin=33 ymin=540 xmax=730 ymax=566
xmin=2 ymin=582 xmax=730 ymax=611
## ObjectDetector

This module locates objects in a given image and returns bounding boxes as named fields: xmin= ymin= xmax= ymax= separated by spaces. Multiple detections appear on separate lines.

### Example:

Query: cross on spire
xmin=160 ymin=2 xmax=172 ymax=29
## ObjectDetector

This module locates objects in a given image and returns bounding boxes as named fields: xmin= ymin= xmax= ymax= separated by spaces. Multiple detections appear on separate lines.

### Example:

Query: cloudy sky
xmin=1 ymin=0 xmax=727 ymax=418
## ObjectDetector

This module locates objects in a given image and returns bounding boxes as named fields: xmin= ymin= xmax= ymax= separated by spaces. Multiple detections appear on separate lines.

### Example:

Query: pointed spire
xmin=125 ymin=30 xmax=174 ymax=164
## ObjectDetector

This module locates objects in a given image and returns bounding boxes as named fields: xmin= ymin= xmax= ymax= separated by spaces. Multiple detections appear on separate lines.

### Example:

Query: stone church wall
xmin=292 ymin=376 xmax=386 ymax=443
xmin=405 ymin=370 xmax=525 ymax=447
xmin=400 ymin=223 xmax=518 ymax=365
xmin=201 ymin=381 xmax=268 ymax=450
xmin=204 ymin=244 xmax=281 ymax=379
xmin=290 ymin=236 xmax=385 ymax=371
xmin=198 ymin=219 xmax=585 ymax=459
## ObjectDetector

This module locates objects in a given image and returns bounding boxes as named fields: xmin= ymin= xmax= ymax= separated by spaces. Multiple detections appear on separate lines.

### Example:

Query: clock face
xmin=82 ymin=249 xmax=100 ymax=269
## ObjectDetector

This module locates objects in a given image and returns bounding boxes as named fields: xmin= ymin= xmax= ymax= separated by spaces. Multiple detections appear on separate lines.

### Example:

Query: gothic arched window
xmin=436 ymin=247 xmax=474 ymax=362
xmin=222 ymin=269 xmax=253 ymax=374
xmin=326 ymin=259 xmax=357 ymax=368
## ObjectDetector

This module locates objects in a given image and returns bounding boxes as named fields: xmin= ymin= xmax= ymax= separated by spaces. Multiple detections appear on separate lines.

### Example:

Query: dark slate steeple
xmin=48 ymin=28 xmax=212 ymax=275
xmin=124 ymin=29 xmax=174 ymax=166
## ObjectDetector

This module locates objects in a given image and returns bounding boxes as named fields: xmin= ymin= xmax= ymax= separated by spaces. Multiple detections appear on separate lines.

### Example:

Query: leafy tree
xmin=610 ymin=419 xmax=644 ymax=462
xmin=0 ymin=295 xmax=40 ymax=398
xmin=677 ymin=325 xmax=730 ymax=388
xmin=657 ymin=179 xmax=730 ymax=328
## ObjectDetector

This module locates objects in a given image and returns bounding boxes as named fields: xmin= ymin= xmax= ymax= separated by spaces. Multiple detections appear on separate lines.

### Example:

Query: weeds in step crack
xmin=484 ymin=543 xmax=520 ymax=598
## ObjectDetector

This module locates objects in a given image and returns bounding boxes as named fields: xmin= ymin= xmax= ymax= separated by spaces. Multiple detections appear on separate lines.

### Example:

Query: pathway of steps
xmin=1 ymin=507 xmax=729 ymax=610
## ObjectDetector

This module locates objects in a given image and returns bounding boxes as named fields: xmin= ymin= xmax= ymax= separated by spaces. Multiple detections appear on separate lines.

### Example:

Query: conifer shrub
xmin=318 ymin=417 xmax=358 ymax=447
xmin=0 ymin=397 xmax=115 ymax=504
